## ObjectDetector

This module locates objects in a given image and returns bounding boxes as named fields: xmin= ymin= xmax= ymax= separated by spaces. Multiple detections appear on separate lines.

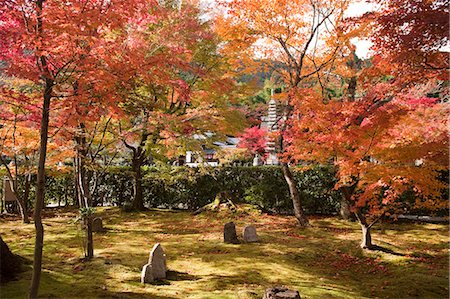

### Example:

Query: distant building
xmin=184 ymin=135 xmax=240 ymax=167
xmin=182 ymin=91 xmax=280 ymax=167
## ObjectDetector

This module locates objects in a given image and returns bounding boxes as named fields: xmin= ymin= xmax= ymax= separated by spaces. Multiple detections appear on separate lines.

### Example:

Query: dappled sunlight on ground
xmin=1 ymin=207 xmax=448 ymax=298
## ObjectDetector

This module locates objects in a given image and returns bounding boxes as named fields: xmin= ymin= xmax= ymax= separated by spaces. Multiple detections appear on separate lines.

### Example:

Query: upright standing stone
xmin=92 ymin=217 xmax=104 ymax=232
xmin=141 ymin=264 xmax=154 ymax=283
xmin=141 ymin=243 xmax=167 ymax=283
xmin=243 ymin=225 xmax=258 ymax=243
xmin=223 ymin=222 xmax=240 ymax=244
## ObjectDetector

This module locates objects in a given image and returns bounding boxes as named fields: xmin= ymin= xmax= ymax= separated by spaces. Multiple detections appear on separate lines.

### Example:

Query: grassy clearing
xmin=0 ymin=206 xmax=448 ymax=299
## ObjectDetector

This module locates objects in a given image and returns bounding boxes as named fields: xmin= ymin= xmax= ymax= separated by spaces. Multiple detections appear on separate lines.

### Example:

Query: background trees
xmin=216 ymin=0 xmax=351 ymax=226
xmin=284 ymin=0 xmax=449 ymax=248
xmin=0 ymin=0 xmax=159 ymax=296
xmin=0 ymin=3 xmax=447 ymax=298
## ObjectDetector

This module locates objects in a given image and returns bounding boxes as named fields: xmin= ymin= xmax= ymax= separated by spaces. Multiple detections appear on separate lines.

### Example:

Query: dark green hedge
xmin=72 ymin=165 xmax=340 ymax=214
xmin=3 ymin=165 xmax=447 ymax=216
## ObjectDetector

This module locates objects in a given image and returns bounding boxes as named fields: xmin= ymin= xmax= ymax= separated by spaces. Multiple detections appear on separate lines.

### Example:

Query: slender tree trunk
xmin=132 ymin=156 xmax=145 ymax=211
xmin=84 ymin=171 xmax=94 ymax=259
xmin=339 ymin=184 xmax=357 ymax=221
xmin=281 ymin=163 xmax=310 ymax=227
xmin=276 ymin=106 xmax=310 ymax=227
xmin=354 ymin=209 xmax=374 ymax=249
xmin=360 ymin=223 xmax=373 ymax=249
xmin=73 ymin=163 xmax=79 ymax=207
xmin=85 ymin=215 xmax=94 ymax=258
xmin=76 ymin=147 xmax=94 ymax=259
xmin=29 ymin=82 xmax=51 ymax=299
xmin=339 ymin=197 xmax=352 ymax=220
xmin=7 ymin=176 xmax=30 ymax=224
xmin=15 ymin=195 xmax=29 ymax=224
xmin=24 ymin=174 xmax=31 ymax=211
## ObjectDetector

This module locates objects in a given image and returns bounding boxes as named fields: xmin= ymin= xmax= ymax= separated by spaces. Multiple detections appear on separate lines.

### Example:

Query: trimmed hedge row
xmin=42 ymin=165 xmax=341 ymax=214
xmin=3 ymin=165 xmax=448 ymax=216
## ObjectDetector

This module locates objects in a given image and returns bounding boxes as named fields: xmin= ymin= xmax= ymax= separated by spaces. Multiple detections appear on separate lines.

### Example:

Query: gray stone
xmin=92 ymin=217 xmax=104 ymax=232
xmin=141 ymin=263 xmax=153 ymax=283
xmin=263 ymin=287 xmax=301 ymax=299
xmin=141 ymin=243 xmax=167 ymax=283
xmin=243 ymin=225 xmax=258 ymax=243
xmin=224 ymin=222 xmax=240 ymax=244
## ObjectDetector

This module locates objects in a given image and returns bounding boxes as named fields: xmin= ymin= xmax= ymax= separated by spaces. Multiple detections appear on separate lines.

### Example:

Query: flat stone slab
xmin=263 ymin=286 xmax=301 ymax=299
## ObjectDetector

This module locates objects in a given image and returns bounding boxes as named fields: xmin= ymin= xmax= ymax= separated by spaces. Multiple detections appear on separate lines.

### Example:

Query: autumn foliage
xmin=0 ymin=0 xmax=448 ymax=297
xmin=238 ymin=126 xmax=267 ymax=156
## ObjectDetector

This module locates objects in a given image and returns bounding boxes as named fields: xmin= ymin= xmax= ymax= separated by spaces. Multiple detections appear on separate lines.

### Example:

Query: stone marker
xmin=92 ymin=217 xmax=104 ymax=232
xmin=223 ymin=222 xmax=240 ymax=244
xmin=263 ymin=286 xmax=301 ymax=299
xmin=141 ymin=243 xmax=167 ymax=283
xmin=242 ymin=225 xmax=258 ymax=243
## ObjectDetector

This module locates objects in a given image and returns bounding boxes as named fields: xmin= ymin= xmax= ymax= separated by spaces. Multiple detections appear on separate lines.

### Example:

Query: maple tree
xmin=0 ymin=81 xmax=72 ymax=221
xmin=0 ymin=102 xmax=37 ymax=224
xmin=285 ymin=0 xmax=448 ymax=248
xmin=365 ymin=0 xmax=448 ymax=80
xmin=0 ymin=0 xmax=152 ymax=296
xmin=238 ymin=126 xmax=267 ymax=157
xmin=116 ymin=2 xmax=246 ymax=210
xmin=288 ymin=84 xmax=448 ymax=248
xmin=216 ymin=0 xmax=351 ymax=226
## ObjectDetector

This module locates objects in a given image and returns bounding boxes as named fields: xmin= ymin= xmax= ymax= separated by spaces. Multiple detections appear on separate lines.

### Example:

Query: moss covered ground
xmin=0 ymin=206 xmax=448 ymax=298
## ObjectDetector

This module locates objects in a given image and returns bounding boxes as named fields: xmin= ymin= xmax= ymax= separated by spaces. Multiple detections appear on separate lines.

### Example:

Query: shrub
xmin=6 ymin=163 xmax=445 ymax=216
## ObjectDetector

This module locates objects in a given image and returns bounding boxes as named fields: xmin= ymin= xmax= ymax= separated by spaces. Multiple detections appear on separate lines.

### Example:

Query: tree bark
xmin=281 ymin=163 xmax=310 ymax=227
xmin=339 ymin=197 xmax=352 ymax=220
xmin=354 ymin=209 xmax=375 ymax=249
xmin=85 ymin=215 xmax=94 ymax=258
xmin=131 ymin=155 xmax=145 ymax=211
xmin=339 ymin=184 xmax=357 ymax=221
xmin=76 ymin=147 xmax=94 ymax=259
xmin=21 ymin=174 xmax=32 ymax=223
xmin=4 ymin=174 xmax=30 ymax=224
xmin=29 ymin=81 xmax=51 ymax=299
xmin=360 ymin=223 xmax=373 ymax=249
xmin=15 ymin=195 xmax=29 ymax=224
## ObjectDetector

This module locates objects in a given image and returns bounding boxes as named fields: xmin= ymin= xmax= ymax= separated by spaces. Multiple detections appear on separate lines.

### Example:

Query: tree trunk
xmin=132 ymin=157 xmax=145 ymax=211
xmin=339 ymin=197 xmax=352 ymax=220
xmin=15 ymin=196 xmax=29 ymax=224
xmin=354 ymin=208 xmax=375 ymax=249
xmin=76 ymin=152 xmax=94 ymax=259
xmin=85 ymin=215 xmax=94 ymax=258
xmin=73 ymin=158 xmax=79 ymax=207
xmin=281 ymin=163 xmax=310 ymax=227
xmin=348 ymin=76 xmax=357 ymax=101
xmin=29 ymin=81 xmax=51 ymax=299
xmin=21 ymin=174 xmax=32 ymax=223
xmin=339 ymin=184 xmax=357 ymax=221
xmin=84 ymin=172 xmax=94 ymax=259
xmin=7 ymin=177 xmax=30 ymax=224
xmin=74 ymin=122 xmax=95 ymax=260
xmin=360 ymin=224 xmax=373 ymax=249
